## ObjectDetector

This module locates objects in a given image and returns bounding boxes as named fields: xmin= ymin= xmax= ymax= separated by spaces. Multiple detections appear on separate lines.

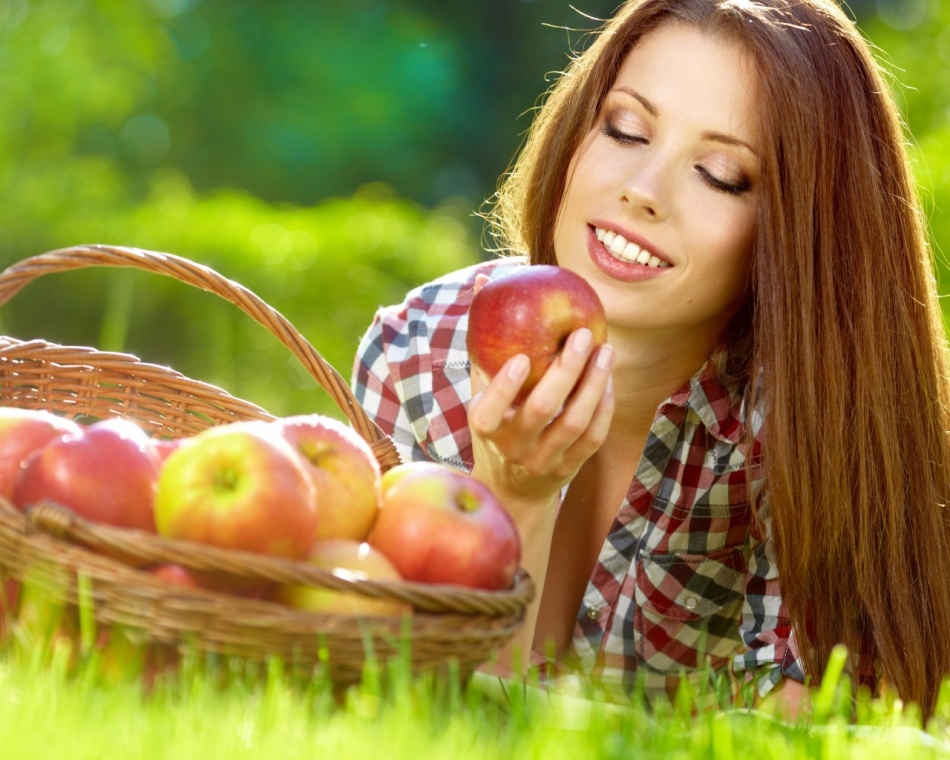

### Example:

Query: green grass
xmin=1 ymin=624 xmax=949 ymax=760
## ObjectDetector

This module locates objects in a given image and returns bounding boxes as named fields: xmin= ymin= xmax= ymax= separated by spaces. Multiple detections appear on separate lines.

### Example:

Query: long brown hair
xmin=487 ymin=0 xmax=950 ymax=717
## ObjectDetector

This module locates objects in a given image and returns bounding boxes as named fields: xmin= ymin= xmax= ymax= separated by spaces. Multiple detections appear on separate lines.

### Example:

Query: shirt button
xmin=684 ymin=596 xmax=698 ymax=611
xmin=586 ymin=605 xmax=603 ymax=621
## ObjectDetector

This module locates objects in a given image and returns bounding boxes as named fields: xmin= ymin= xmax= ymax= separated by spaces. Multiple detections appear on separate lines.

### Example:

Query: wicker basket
xmin=0 ymin=244 xmax=534 ymax=685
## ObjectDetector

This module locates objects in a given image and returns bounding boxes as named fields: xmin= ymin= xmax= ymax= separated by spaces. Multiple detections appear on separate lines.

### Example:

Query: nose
xmin=619 ymin=151 xmax=669 ymax=219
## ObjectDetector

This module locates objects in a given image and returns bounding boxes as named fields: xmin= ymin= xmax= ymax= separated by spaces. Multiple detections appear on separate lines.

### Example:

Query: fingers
xmin=545 ymin=344 xmax=615 ymax=463
xmin=469 ymin=354 xmax=529 ymax=435
xmin=517 ymin=329 xmax=597 ymax=426
xmin=470 ymin=330 xmax=614 ymax=467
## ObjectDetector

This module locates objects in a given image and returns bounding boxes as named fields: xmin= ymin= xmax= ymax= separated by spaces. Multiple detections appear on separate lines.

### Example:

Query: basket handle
xmin=0 ymin=244 xmax=401 ymax=470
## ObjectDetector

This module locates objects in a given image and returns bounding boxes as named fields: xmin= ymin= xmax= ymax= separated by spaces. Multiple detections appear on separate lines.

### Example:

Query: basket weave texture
xmin=0 ymin=245 xmax=534 ymax=685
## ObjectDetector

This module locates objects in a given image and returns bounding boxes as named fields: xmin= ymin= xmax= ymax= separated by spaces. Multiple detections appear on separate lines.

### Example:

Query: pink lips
xmin=586 ymin=225 xmax=671 ymax=283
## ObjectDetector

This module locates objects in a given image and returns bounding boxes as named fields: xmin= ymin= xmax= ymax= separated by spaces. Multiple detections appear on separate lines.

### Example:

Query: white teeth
xmin=594 ymin=227 xmax=669 ymax=268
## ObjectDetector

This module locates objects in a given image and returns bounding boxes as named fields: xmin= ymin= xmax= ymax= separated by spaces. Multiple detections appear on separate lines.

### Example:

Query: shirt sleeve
xmin=732 ymin=496 xmax=807 ymax=699
xmin=351 ymin=307 xmax=430 ymax=465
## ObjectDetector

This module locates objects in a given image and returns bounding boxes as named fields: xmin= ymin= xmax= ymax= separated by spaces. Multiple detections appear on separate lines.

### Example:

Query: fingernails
xmin=605 ymin=374 xmax=614 ymax=396
xmin=507 ymin=354 xmax=530 ymax=380
xmin=571 ymin=328 xmax=592 ymax=354
xmin=596 ymin=344 xmax=614 ymax=370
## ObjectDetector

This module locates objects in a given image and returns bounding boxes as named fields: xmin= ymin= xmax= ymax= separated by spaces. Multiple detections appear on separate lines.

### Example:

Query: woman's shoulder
xmin=406 ymin=255 xmax=527 ymax=309
xmin=377 ymin=256 xmax=528 ymax=327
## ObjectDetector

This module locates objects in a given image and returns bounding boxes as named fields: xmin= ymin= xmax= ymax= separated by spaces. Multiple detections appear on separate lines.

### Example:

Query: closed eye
xmin=695 ymin=165 xmax=751 ymax=196
xmin=601 ymin=120 xmax=647 ymax=147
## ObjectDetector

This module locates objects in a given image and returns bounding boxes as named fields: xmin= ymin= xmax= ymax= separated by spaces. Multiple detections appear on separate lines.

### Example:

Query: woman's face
xmin=553 ymin=22 xmax=760 ymax=348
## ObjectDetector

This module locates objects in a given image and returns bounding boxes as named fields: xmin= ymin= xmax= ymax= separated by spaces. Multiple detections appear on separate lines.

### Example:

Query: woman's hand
xmin=467 ymin=275 xmax=615 ymax=674
xmin=467 ymin=278 xmax=616 ymax=508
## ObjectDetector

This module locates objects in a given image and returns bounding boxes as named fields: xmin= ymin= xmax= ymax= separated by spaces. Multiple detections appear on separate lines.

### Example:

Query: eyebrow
xmin=610 ymin=85 xmax=758 ymax=155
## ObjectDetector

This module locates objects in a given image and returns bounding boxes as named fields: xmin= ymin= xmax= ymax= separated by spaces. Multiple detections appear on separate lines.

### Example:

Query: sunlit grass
xmin=2 ymin=593 xmax=949 ymax=760
xmin=0 ymin=585 xmax=947 ymax=758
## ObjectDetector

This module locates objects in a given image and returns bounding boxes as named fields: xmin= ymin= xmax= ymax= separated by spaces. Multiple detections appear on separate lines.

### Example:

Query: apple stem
xmin=213 ymin=469 xmax=241 ymax=493
xmin=457 ymin=491 xmax=481 ymax=513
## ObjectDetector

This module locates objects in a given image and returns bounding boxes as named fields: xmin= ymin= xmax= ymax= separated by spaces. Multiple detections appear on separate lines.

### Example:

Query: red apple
xmin=466 ymin=264 xmax=607 ymax=404
xmin=273 ymin=539 xmax=410 ymax=617
xmin=0 ymin=407 xmax=82 ymax=505
xmin=151 ymin=436 xmax=185 ymax=465
xmin=369 ymin=462 xmax=521 ymax=590
xmin=13 ymin=417 xmax=160 ymax=532
xmin=154 ymin=422 xmax=317 ymax=560
xmin=271 ymin=414 xmax=381 ymax=542
xmin=149 ymin=563 xmax=201 ymax=589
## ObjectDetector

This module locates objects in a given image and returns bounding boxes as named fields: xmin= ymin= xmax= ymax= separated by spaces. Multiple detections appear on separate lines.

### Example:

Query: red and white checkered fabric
xmin=352 ymin=258 xmax=805 ymax=702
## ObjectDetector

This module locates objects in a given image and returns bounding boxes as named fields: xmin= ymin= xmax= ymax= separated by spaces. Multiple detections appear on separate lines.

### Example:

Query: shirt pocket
xmin=634 ymin=545 xmax=747 ymax=672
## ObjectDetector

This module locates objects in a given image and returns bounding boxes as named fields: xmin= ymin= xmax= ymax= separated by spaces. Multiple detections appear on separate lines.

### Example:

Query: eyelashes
xmin=695 ymin=165 xmax=751 ymax=196
xmin=601 ymin=121 xmax=647 ymax=147
xmin=600 ymin=114 xmax=753 ymax=196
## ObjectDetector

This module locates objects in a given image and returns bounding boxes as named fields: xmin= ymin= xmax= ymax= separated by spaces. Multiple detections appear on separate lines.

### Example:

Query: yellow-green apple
xmin=13 ymin=417 xmax=161 ymax=532
xmin=0 ymin=407 xmax=82 ymax=504
xmin=273 ymin=539 xmax=410 ymax=617
xmin=369 ymin=462 xmax=521 ymax=590
xmin=378 ymin=461 xmax=449 ymax=497
xmin=154 ymin=422 xmax=317 ymax=560
xmin=271 ymin=414 xmax=381 ymax=542
xmin=466 ymin=264 xmax=607 ymax=404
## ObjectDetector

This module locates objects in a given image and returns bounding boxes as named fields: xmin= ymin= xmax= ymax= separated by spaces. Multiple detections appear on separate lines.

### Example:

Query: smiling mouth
xmin=594 ymin=227 xmax=670 ymax=268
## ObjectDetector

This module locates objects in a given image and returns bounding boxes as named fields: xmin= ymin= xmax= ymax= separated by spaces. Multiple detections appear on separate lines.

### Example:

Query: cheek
xmin=703 ymin=203 xmax=755 ymax=271
xmin=691 ymin=206 xmax=755 ymax=307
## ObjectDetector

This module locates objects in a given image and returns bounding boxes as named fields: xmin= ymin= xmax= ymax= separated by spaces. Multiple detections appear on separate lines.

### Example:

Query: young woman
xmin=352 ymin=0 xmax=950 ymax=718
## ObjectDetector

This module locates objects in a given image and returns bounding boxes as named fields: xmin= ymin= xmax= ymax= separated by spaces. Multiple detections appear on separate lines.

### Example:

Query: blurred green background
xmin=0 ymin=0 xmax=947 ymax=422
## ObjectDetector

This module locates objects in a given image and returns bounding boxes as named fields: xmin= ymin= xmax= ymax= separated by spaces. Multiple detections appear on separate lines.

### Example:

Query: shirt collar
xmin=666 ymin=360 xmax=747 ymax=444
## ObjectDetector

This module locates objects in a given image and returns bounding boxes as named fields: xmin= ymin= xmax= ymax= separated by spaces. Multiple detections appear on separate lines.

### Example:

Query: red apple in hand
xmin=466 ymin=265 xmax=607 ymax=404
xmin=272 ymin=414 xmax=381 ymax=542
xmin=13 ymin=417 xmax=160 ymax=531
xmin=0 ymin=408 xmax=82 ymax=504
xmin=273 ymin=539 xmax=410 ymax=617
xmin=154 ymin=422 xmax=317 ymax=560
xmin=369 ymin=462 xmax=520 ymax=590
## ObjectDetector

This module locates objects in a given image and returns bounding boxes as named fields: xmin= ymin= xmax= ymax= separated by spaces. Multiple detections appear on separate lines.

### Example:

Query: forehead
xmin=611 ymin=22 xmax=760 ymax=142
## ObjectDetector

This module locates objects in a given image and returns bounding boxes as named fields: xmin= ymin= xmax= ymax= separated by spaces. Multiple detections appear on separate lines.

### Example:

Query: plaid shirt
xmin=352 ymin=258 xmax=805 ymax=701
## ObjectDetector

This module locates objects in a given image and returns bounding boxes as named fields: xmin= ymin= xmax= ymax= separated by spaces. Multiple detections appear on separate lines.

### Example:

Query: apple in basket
xmin=0 ymin=407 xmax=82 ymax=504
xmin=150 ymin=436 xmax=185 ymax=465
xmin=154 ymin=422 xmax=317 ymax=560
xmin=270 ymin=414 xmax=381 ymax=542
xmin=466 ymin=264 xmax=607 ymax=405
xmin=368 ymin=462 xmax=521 ymax=591
xmin=13 ymin=417 xmax=161 ymax=532
xmin=273 ymin=539 xmax=410 ymax=617
xmin=149 ymin=563 xmax=201 ymax=589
